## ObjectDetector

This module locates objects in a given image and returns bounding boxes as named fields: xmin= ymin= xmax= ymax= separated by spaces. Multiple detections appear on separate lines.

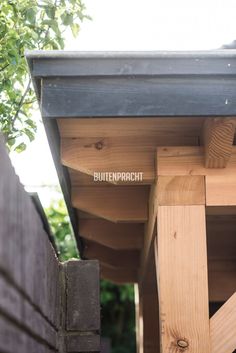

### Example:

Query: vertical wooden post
xmin=155 ymin=173 xmax=210 ymax=353
xmin=138 ymin=249 xmax=160 ymax=353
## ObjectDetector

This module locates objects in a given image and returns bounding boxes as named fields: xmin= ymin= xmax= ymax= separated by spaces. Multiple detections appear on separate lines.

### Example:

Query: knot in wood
xmin=95 ymin=141 xmax=103 ymax=150
xmin=177 ymin=339 xmax=188 ymax=349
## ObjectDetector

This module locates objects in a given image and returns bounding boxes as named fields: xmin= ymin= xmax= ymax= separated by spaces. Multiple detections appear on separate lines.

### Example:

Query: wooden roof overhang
xmin=26 ymin=51 xmax=236 ymax=296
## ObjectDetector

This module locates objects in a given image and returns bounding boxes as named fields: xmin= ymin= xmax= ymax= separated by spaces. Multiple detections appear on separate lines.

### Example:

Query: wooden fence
xmin=0 ymin=137 xmax=100 ymax=353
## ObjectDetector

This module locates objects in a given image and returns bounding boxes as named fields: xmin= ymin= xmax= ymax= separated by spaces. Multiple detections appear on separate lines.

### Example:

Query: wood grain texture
xmin=210 ymin=292 xmax=236 ymax=353
xmin=157 ymin=176 xmax=205 ymax=205
xmin=57 ymin=117 xmax=204 ymax=138
xmin=100 ymin=263 xmax=138 ymax=283
xmin=83 ymin=240 xmax=140 ymax=269
xmin=156 ymin=205 xmax=210 ymax=353
xmin=203 ymin=117 xmax=235 ymax=168
xmin=157 ymin=146 xmax=236 ymax=176
xmin=206 ymin=174 xmax=236 ymax=206
xmin=139 ymin=183 xmax=158 ymax=285
xmin=80 ymin=219 xmax=144 ymax=250
xmin=72 ymin=186 xmax=149 ymax=222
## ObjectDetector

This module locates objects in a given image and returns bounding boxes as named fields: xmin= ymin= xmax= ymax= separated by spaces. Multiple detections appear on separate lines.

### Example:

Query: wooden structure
xmin=0 ymin=137 xmax=100 ymax=353
xmin=27 ymin=50 xmax=236 ymax=353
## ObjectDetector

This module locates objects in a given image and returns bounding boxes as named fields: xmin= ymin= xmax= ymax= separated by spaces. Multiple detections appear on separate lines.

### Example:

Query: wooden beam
xmin=210 ymin=292 xmax=236 ymax=353
xmin=157 ymin=146 xmax=236 ymax=176
xmin=72 ymin=186 xmax=149 ymax=222
xmin=58 ymin=117 xmax=203 ymax=140
xmin=139 ymin=183 xmax=158 ymax=285
xmin=83 ymin=240 xmax=140 ymax=269
xmin=156 ymin=205 xmax=210 ymax=352
xmin=203 ymin=117 xmax=235 ymax=168
xmin=157 ymin=176 xmax=205 ymax=205
xmin=100 ymin=263 xmax=138 ymax=284
xmin=206 ymin=174 xmax=236 ymax=206
xmin=79 ymin=219 xmax=144 ymax=250
xmin=61 ymin=137 xmax=155 ymax=184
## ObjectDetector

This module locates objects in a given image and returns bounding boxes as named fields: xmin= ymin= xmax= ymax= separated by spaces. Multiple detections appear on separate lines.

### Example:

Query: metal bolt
xmin=177 ymin=340 xmax=188 ymax=349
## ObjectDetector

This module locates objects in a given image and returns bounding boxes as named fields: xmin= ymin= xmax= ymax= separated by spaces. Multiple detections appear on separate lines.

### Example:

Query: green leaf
xmin=61 ymin=13 xmax=73 ymax=26
xmin=14 ymin=142 xmax=26 ymax=152
xmin=45 ymin=6 xmax=55 ymax=19
xmin=70 ymin=23 xmax=80 ymax=37
xmin=25 ymin=8 xmax=37 ymax=25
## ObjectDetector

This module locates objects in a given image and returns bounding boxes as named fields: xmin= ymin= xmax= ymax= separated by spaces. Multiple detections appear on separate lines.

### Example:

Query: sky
xmin=10 ymin=0 xmax=236 ymax=206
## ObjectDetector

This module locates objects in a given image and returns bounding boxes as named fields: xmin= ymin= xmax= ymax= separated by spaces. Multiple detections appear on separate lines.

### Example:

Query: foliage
xmin=45 ymin=199 xmax=79 ymax=261
xmin=0 ymin=0 xmax=90 ymax=151
xmin=100 ymin=280 xmax=136 ymax=353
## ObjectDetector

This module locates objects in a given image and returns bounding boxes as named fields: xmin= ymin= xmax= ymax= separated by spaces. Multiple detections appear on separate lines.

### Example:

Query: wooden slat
xmin=157 ymin=176 xmax=205 ymax=205
xmin=156 ymin=205 xmax=210 ymax=353
xmin=206 ymin=174 xmax=236 ymax=206
xmin=157 ymin=146 xmax=236 ymax=176
xmin=83 ymin=240 xmax=140 ymax=269
xmin=203 ymin=117 xmax=235 ymax=168
xmin=79 ymin=219 xmax=144 ymax=250
xmin=72 ymin=186 xmax=149 ymax=222
xmin=57 ymin=117 xmax=204 ymax=138
xmin=210 ymin=292 xmax=236 ymax=353
xmin=100 ymin=263 xmax=138 ymax=284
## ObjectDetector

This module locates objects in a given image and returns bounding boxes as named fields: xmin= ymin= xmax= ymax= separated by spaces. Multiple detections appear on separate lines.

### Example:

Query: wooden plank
xmin=61 ymin=138 xmax=155 ymax=184
xmin=100 ymin=263 xmax=138 ymax=284
xmin=139 ymin=183 xmax=158 ymax=285
xmin=156 ymin=205 xmax=210 ymax=353
xmin=43 ymin=76 xmax=236 ymax=117
xmin=157 ymin=176 xmax=205 ymax=205
xmin=157 ymin=146 xmax=236 ymax=176
xmin=57 ymin=117 xmax=204 ymax=139
xmin=80 ymin=219 xmax=144 ymax=250
xmin=206 ymin=174 xmax=236 ymax=205
xmin=83 ymin=240 xmax=140 ymax=268
xmin=72 ymin=186 xmax=149 ymax=222
xmin=65 ymin=260 xmax=100 ymax=332
xmin=203 ymin=117 xmax=235 ymax=168
xmin=210 ymin=292 xmax=236 ymax=353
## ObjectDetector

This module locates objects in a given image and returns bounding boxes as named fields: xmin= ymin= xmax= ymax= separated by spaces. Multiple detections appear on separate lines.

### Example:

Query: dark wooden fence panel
xmin=0 ymin=137 xmax=101 ymax=352
xmin=0 ymin=137 xmax=59 ymax=351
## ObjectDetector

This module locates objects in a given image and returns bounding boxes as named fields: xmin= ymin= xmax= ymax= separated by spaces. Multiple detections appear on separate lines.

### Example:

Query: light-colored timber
xmin=210 ymin=292 xmax=236 ymax=353
xmin=157 ymin=175 xmax=205 ymax=205
xmin=79 ymin=219 xmax=144 ymax=250
xmin=156 ymin=205 xmax=210 ymax=353
xmin=203 ymin=117 xmax=235 ymax=168
xmin=72 ymin=186 xmax=149 ymax=222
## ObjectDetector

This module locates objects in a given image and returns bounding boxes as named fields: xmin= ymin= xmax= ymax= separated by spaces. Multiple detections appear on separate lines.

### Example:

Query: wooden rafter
xmin=79 ymin=219 xmax=144 ymax=250
xmin=203 ymin=117 xmax=235 ymax=168
xmin=83 ymin=240 xmax=140 ymax=269
xmin=72 ymin=186 xmax=149 ymax=222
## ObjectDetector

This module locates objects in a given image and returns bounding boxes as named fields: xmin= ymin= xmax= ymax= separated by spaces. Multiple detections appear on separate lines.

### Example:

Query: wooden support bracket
xmin=210 ymin=292 xmax=236 ymax=353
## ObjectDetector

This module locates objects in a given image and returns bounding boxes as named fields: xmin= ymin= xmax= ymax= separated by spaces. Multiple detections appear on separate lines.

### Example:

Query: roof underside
xmin=27 ymin=50 xmax=236 ymax=286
